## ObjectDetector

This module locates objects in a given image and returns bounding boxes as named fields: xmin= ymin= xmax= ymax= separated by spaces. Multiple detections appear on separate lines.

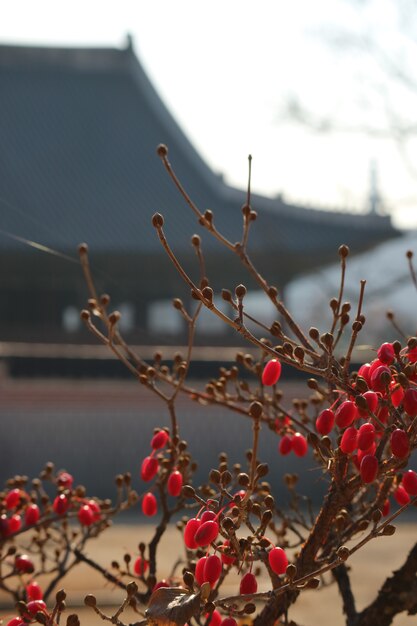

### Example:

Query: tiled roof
xmin=0 ymin=41 xmax=397 ymax=257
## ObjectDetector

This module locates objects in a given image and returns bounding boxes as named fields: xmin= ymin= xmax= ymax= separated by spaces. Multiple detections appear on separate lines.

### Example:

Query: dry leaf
xmin=146 ymin=587 xmax=201 ymax=626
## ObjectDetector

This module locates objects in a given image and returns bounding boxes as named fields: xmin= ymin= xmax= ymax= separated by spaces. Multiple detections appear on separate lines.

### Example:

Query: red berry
xmin=5 ymin=489 xmax=21 ymax=510
xmin=53 ymin=494 xmax=70 ymax=515
xmin=142 ymin=492 xmax=157 ymax=516
xmin=57 ymin=472 xmax=74 ymax=489
xmin=240 ymin=572 xmax=258 ymax=595
xmin=402 ymin=470 xmax=417 ymax=496
xmin=203 ymin=554 xmax=222 ymax=586
xmin=390 ymin=383 xmax=404 ymax=408
xmin=220 ymin=540 xmax=236 ymax=565
xmin=200 ymin=510 xmax=217 ymax=523
xmin=194 ymin=520 xmax=219 ymax=547
xmin=382 ymin=499 xmax=390 ymax=517
xmin=268 ymin=546 xmax=288 ymax=575
xmin=315 ymin=409 xmax=335 ymax=435
xmin=205 ymin=610 xmax=222 ymax=626
xmin=86 ymin=499 xmax=101 ymax=521
xmin=335 ymin=401 xmax=357 ymax=428
xmin=394 ymin=484 xmax=410 ymax=506
xmin=8 ymin=514 xmax=22 ymax=534
xmin=357 ymin=442 xmax=376 ymax=464
xmin=220 ymin=619 xmax=238 ymax=626
xmin=368 ymin=358 xmax=384 ymax=377
xmin=134 ymin=556 xmax=149 ymax=576
xmin=357 ymin=391 xmax=379 ymax=417
xmin=0 ymin=514 xmax=11 ymax=537
xmin=357 ymin=362 xmax=371 ymax=384
xmin=262 ymin=359 xmax=282 ymax=386
xmin=195 ymin=556 xmax=208 ymax=586
xmin=78 ymin=505 xmax=94 ymax=526
xmin=340 ymin=426 xmax=358 ymax=454
xmin=167 ymin=470 xmax=183 ymax=497
xmin=278 ymin=435 xmax=293 ymax=455
xmin=370 ymin=366 xmax=391 ymax=393
xmin=7 ymin=618 xmax=24 ymax=626
xmin=151 ymin=430 xmax=169 ymax=450
xmin=292 ymin=433 xmax=308 ymax=457
xmin=403 ymin=388 xmax=417 ymax=417
xmin=184 ymin=518 xmax=201 ymax=549
xmin=25 ymin=504 xmax=40 ymax=526
xmin=407 ymin=346 xmax=417 ymax=363
xmin=377 ymin=342 xmax=395 ymax=365
xmin=360 ymin=455 xmax=378 ymax=483
xmin=152 ymin=579 xmax=169 ymax=592
xmin=26 ymin=581 xmax=43 ymax=601
xmin=141 ymin=456 xmax=159 ymax=482
xmin=15 ymin=554 xmax=35 ymax=574
xmin=26 ymin=600 xmax=47 ymax=616
xmin=376 ymin=405 xmax=389 ymax=423
xmin=357 ymin=423 xmax=375 ymax=451
xmin=390 ymin=429 xmax=410 ymax=458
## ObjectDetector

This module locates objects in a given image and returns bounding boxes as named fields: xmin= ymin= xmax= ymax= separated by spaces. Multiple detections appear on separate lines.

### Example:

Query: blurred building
xmin=0 ymin=39 xmax=399 ymax=343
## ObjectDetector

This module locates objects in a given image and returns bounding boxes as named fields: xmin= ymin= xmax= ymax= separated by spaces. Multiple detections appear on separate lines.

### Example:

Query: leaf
xmin=145 ymin=587 xmax=201 ymax=626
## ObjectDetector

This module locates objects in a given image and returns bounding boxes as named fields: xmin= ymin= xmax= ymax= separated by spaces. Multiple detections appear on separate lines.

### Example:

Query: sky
xmin=2 ymin=0 xmax=417 ymax=229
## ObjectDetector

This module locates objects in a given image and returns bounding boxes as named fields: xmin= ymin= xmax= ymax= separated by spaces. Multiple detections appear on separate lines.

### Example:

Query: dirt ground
xmin=0 ymin=522 xmax=416 ymax=626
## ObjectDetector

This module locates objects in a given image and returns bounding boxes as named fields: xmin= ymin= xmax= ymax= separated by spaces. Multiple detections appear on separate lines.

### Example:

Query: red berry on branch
xmin=240 ymin=572 xmax=258 ymax=595
xmin=406 ymin=346 xmax=417 ymax=363
xmin=25 ymin=504 xmax=40 ymax=526
xmin=382 ymin=499 xmax=390 ymax=517
xmin=261 ymin=359 xmax=282 ymax=386
xmin=26 ymin=600 xmax=47 ymax=616
xmin=200 ymin=510 xmax=217 ymax=523
xmin=194 ymin=520 xmax=219 ymax=547
xmin=278 ymin=435 xmax=293 ymax=455
xmin=340 ymin=426 xmax=358 ymax=454
xmin=184 ymin=518 xmax=201 ymax=549
xmin=394 ymin=484 xmax=410 ymax=506
xmin=78 ymin=505 xmax=94 ymax=526
xmin=357 ymin=362 xmax=371 ymax=385
xmin=5 ymin=489 xmax=21 ymax=510
xmin=390 ymin=429 xmax=410 ymax=458
xmin=26 ymin=581 xmax=43 ymax=601
xmin=141 ymin=456 xmax=159 ymax=482
xmin=220 ymin=619 xmax=238 ymax=626
xmin=268 ymin=546 xmax=288 ymax=575
xmin=7 ymin=618 xmax=24 ymax=626
xmin=403 ymin=388 xmax=417 ymax=417
xmin=316 ymin=409 xmax=335 ymax=435
xmin=134 ymin=556 xmax=149 ymax=576
xmin=360 ymin=455 xmax=379 ymax=483
xmin=390 ymin=383 xmax=404 ymax=408
xmin=15 ymin=554 xmax=35 ymax=574
xmin=8 ymin=514 xmax=22 ymax=534
xmin=53 ymin=494 xmax=70 ymax=515
xmin=57 ymin=472 xmax=74 ymax=489
xmin=142 ymin=492 xmax=157 ymax=516
xmin=357 ymin=442 xmax=377 ymax=465
xmin=151 ymin=430 xmax=169 ymax=450
xmin=292 ymin=433 xmax=308 ymax=457
xmin=370 ymin=366 xmax=391 ymax=393
xmin=402 ymin=470 xmax=417 ymax=496
xmin=205 ymin=610 xmax=222 ymax=626
xmin=203 ymin=554 xmax=222 ymax=586
xmin=195 ymin=556 xmax=208 ymax=586
xmin=152 ymin=579 xmax=169 ymax=592
xmin=86 ymin=499 xmax=101 ymax=521
xmin=335 ymin=401 xmax=357 ymax=428
xmin=357 ymin=391 xmax=379 ymax=417
xmin=377 ymin=342 xmax=395 ymax=365
xmin=167 ymin=470 xmax=183 ymax=497
xmin=357 ymin=423 xmax=375 ymax=451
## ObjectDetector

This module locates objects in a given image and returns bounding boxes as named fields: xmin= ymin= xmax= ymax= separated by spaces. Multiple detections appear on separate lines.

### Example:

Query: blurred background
xmin=0 ymin=2 xmax=417 ymax=621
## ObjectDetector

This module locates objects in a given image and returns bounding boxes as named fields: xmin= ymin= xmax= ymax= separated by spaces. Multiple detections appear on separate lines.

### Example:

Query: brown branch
xmin=332 ymin=564 xmax=357 ymax=626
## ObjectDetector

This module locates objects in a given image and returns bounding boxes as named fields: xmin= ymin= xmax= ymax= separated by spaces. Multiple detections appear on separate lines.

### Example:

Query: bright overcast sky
xmin=2 ymin=0 xmax=417 ymax=229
